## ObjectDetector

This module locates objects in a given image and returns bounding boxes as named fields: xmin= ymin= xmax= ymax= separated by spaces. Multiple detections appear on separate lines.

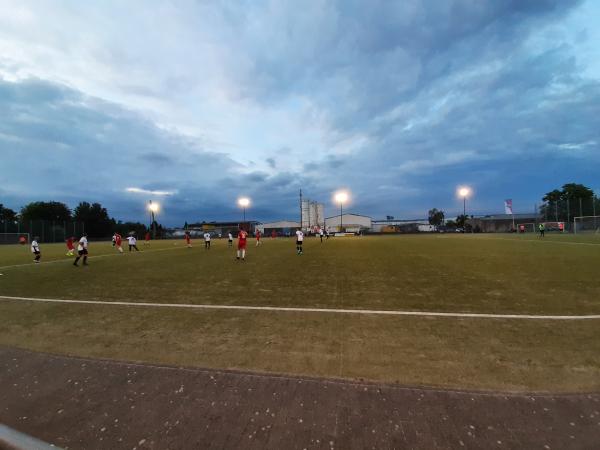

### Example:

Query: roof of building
xmin=325 ymin=213 xmax=372 ymax=220
xmin=474 ymin=213 xmax=540 ymax=221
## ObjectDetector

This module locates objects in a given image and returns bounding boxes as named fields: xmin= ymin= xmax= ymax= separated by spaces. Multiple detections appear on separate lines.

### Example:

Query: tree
xmin=428 ymin=208 xmax=445 ymax=226
xmin=0 ymin=204 xmax=17 ymax=222
xmin=20 ymin=201 xmax=71 ymax=222
xmin=73 ymin=202 xmax=115 ymax=238
xmin=445 ymin=220 xmax=457 ymax=228
xmin=455 ymin=214 xmax=468 ymax=228
xmin=540 ymin=183 xmax=596 ymax=222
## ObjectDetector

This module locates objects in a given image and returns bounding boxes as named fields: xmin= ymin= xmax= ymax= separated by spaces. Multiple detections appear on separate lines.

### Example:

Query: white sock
xmin=242 ymin=250 xmax=246 ymax=259
xmin=237 ymin=250 xmax=241 ymax=258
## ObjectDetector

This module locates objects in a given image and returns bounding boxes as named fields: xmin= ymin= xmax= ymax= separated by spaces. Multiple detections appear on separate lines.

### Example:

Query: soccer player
xmin=185 ymin=231 xmax=192 ymax=248
xmin=227 ymin=232 xmax=233 ymax=247
xmin=114 ymin=232 xmax=123 ymax=253
xmin=73 ymin=233 xmax=88 ymax=266
xmin=295 ymin=228 xmax=304 ymax=255
xmin=319 ymin=228 xmax=324 ymax=243
xmin=236 ymin=228 xmax=248 ymax=261
xmin=127 ymin=234 xmax=140 ymax=251
xmin=31 ymin=236 xmax=41 ymax=263
xmin=66 ymin=236 xmax=75 ymax=256
xmin=204 ymin=232 xmax=211 ymax=249
xmin=538 ymin=223 xmax=545 ymax=238
xmin=255 ymin=229 xmax=261 ymax=246
xmin=144 ymin=231 xmax=151 ymax=245
xmin=271 ymin=230 xmax=276 ymax=239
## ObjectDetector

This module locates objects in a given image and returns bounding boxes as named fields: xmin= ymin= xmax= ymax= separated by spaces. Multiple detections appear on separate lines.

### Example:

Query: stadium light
xmin=148 ymin=201 xmax=160 ymax=239
xmin=334 ymin=191 xmax=349 ymax=232
xmin=238 ymin=197 xmax=250 ymax=222
xmin=457 ymin=187 xmax=471 ymax=229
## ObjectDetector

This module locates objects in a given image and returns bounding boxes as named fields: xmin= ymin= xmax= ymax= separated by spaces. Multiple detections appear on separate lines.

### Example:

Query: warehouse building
xmin=468 ymin=214 xmax=540 ymax=233
xmin=256 ymin=220 xmax=300 ymax=237
xmin=325 ymin=214 xmax=372 ymax=233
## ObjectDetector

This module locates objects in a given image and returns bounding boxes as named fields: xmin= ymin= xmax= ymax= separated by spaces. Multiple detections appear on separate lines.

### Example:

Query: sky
xmin=1 ymin=0 xmax=599 ymax=226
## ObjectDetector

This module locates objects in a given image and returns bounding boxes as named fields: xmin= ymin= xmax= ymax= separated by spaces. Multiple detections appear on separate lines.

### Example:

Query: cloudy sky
xmin=1 ymin=0 xmax=599 ymax=225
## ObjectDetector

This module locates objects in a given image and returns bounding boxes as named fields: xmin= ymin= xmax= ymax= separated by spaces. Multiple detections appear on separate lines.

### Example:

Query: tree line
xmin=0 ymin=201 xmax=163 ymax=239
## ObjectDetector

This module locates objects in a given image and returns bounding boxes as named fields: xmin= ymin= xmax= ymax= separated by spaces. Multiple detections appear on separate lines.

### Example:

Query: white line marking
xmin=1 ymin=295 xmax=598 ymax=320
xmin=479 ymin=237 xmax=600 ymax=247
xmin=0 ymin=245 xmax=189 ymax=270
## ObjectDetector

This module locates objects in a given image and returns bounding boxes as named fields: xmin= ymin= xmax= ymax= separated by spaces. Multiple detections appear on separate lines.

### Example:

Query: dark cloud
xmin=1 ymin=1 xmax=598 ymax=223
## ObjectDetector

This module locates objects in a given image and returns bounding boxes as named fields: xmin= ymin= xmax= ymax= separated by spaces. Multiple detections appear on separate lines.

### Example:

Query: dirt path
xmin=1 ymin=347 xmax=598 ymax=449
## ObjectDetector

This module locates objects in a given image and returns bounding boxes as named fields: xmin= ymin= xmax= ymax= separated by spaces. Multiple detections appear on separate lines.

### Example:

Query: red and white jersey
xmin=185 ymin=234 xmax=191 ymax=242
xmin=238 ymin=230 xmax=248 ymax=244
xmin=66 ymin=237 xmax=74 ymax=249
xmin=256 ymin=231 xmax=261 ymax=240
xmin=115 ymin=234 xmax=122 ymax=245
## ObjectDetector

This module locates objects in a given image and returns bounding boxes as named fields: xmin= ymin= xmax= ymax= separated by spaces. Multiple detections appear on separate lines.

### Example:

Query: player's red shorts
xmin=238 ymin=241 xmax=247 ymax=250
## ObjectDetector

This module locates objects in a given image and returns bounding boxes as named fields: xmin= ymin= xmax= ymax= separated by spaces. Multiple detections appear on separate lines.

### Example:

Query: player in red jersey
xmin=255 ymin=229 xmax=262 ymax=246
xmin=236 ymin=228 xmax=248 ymax=261
xmin=65 ymin=236 xmax=75 ymax=256
xmin=144 ymin=231 xmax=151 ymax=245
xmin=184 ymin=231 xmax=192 ymax=248
xmin=114 ymin=232 xmax=123 ymax=253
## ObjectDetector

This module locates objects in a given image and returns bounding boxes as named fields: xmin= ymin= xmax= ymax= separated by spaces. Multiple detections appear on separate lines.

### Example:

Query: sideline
xmin=1 ymin=295 xmax=599 ymax=320
xmin=0 ymin=245 xmax=189 ymax=270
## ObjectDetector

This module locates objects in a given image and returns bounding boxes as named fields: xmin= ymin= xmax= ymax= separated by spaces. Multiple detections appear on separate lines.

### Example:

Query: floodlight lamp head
xmin=334 ymin=191 xmax=349 ymax=204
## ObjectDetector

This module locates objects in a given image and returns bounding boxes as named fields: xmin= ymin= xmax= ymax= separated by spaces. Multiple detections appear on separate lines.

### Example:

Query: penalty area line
xmin=0 ymin=295 xmax=599 ymax=320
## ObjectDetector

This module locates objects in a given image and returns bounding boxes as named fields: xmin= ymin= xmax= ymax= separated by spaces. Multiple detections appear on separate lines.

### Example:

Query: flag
xmin=504 ymin=199 xmax=513 ymax=215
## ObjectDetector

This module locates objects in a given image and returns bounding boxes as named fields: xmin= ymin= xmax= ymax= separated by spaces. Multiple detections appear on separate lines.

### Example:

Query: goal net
xmin=574 ymin=216 xmax=600 ymax=234
xmin=543 ymin=221 xmax=565 ymax=232
xmin=516 ymin=223 xmax=536 ymax=233
xmin=0 ymin=233 xmax=30 ymax=245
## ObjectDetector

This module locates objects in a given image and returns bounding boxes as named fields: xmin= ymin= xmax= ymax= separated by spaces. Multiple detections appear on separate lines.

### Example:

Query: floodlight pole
xmin=243 ymin=207 xmax=246 ymax=223
xmin=149 ymin=200 xmax=156 ymax=240
xmin=340 ymin=201 xmax=343 ymax=231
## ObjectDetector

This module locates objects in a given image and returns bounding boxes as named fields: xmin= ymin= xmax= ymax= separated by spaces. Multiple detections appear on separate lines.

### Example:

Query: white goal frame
xmin=0 ymin=233 xmax=30 ymax=245
xmin=573 ymin=216 xmax=600 ymax=234
xmin=516 ymin=223 xmax=536 ymax=233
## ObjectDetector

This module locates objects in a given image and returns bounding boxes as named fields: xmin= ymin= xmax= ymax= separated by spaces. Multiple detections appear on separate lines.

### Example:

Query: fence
xmin=0 ymin=220 xmax=86 ymax=244
xmin=540 ymin=196 xmax=599 ymax=231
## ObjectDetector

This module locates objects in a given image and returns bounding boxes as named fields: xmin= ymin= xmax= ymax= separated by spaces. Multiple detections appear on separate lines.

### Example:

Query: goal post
xmin=573 ymin=216 xmax=600 ymax=234
xmin=0 ymin=233 xmax=30 ymax=245
xmin=516 ymin=222 xmax=536 ymax=233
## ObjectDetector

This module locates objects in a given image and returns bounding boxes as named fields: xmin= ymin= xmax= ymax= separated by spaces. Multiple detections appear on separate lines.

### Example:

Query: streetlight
xmin=148 ymin=201 xmax=160 ymax=239
xmin=238 ymin=197 xmax=250 ymax=222
xmin=458 ymin=187 xmax=471 ymax=230
xmin=334 ymin=191 xmax=349 ymax=232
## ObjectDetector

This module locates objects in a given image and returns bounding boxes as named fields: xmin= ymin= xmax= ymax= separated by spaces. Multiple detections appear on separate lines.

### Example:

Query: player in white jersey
xmin=73 ymin=233 xmax=88 ymax=266
xmin=295 ymin=229 xmax=304 ymax=255
xmin=127 ymin=235 xmax=139 ymax=252
xmin=203 ymin=232 xmax=211 ymax=249
xmin=31 ymin=237 xmax=41 ymax=263
xmin=228 ymin=232 xmax=233 ymax=247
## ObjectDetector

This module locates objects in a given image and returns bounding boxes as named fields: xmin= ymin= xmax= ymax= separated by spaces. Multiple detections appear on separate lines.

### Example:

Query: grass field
xmin=1 ymin=234 xmax=599 ymax=392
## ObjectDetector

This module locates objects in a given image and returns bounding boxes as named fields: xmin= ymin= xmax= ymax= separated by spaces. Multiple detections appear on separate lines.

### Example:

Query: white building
xmin=325 ymin=214 xmax=372 ymax=232
xmin=301 ymin=200 xmax=325 ymax=230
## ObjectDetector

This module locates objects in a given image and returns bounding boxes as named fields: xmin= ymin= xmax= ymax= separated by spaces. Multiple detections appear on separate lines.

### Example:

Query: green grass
xmin=1 ymin=234 xmax=599 ymax=391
